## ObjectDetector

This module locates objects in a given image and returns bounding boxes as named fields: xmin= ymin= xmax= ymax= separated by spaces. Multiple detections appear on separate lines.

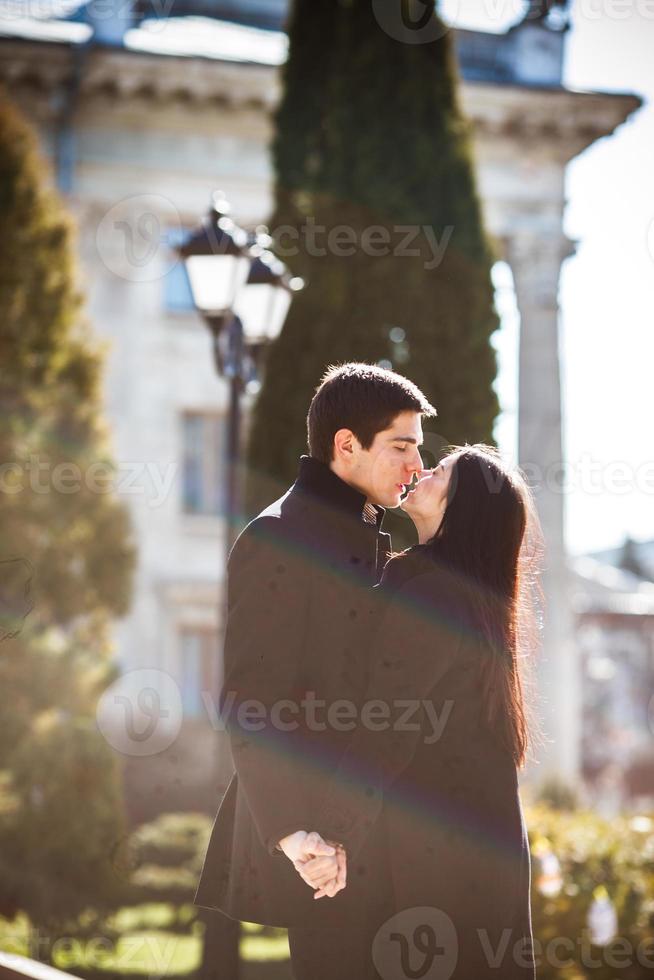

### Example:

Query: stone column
xmin=507 ymin=231 xmax=581 ymax=785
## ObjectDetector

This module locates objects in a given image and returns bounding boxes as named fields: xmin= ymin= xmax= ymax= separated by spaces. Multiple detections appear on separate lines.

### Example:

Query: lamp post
xmin=179 ymin=193 xmax=302 ymax=554
xmin=177 ymin=194 xmax=302 ymax=980
xmin=178 ymin=192 xmax=302 ymax=761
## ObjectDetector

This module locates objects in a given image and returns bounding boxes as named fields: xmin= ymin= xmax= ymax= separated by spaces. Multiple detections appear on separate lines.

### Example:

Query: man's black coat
xmin=194 ymin=455 xmax=395 ymax=928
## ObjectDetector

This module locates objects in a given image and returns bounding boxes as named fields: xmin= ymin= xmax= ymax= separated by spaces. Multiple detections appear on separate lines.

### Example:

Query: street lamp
xmin=177 ymin=194 xmax=302 ymax=979
xmin=178 ymin=193 xmax=302 ymax=553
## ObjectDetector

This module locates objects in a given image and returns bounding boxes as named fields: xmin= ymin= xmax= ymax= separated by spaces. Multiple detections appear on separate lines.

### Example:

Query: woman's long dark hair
xmin=413 ymin=444 xmax=543 ymax=768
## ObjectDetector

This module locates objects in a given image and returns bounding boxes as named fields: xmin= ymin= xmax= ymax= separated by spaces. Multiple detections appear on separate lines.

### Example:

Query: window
xmin=181 ymin=412 xmax=225 ymax=516
xmin=179 ymin=627 xmax=219 ymax=719
xmin=165 ymin=227 xmax=195 ymax=312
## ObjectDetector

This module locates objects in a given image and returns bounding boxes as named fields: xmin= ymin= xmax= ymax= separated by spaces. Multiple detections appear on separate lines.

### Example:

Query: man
xmin=194 ymin=362 xmax=436 ymax=979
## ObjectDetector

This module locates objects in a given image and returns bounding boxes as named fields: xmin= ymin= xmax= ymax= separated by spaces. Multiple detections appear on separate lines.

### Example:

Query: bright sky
xmin=441 ymin=0 xmax=654 ymax=556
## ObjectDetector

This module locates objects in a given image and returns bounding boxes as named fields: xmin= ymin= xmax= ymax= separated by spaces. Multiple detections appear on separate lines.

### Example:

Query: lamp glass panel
xmin=185 ymin=254 xmax=250 ymax=313
xmin=267 ymin=287 xmax=292 ymax=341
xmin=233 ymin=282 xmax=275 ymax=343
xmin=235 ymin=284 xmax=293 ymax=343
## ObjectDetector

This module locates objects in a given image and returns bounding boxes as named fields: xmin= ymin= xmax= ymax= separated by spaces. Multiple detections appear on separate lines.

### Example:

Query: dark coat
xmin=316 ymin=548 xmax=536 ymax=979
xmin=193 ymin=455 xmax=395 ymax=929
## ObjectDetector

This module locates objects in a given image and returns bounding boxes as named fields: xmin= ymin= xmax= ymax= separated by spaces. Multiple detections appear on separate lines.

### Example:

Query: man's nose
xmin=406 ymin=451 xmax=423 ymax=476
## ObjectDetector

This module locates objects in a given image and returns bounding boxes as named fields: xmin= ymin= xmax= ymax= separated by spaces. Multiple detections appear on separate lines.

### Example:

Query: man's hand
xmin=277 ymin=831 xmax=347 ymax=899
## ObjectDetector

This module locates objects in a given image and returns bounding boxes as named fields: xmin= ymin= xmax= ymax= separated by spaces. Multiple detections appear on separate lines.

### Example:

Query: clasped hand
xmin=278 ymin=830 xmax=347 ymax=899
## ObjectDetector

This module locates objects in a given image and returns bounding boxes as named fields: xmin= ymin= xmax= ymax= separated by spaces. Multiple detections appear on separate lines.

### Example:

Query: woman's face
xmin=400 ymin=452 xmax=458 ymax=527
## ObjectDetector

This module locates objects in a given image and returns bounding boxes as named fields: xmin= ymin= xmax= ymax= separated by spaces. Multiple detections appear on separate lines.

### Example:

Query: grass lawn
xmin=0 ymin=905 xmax=292 ymax=977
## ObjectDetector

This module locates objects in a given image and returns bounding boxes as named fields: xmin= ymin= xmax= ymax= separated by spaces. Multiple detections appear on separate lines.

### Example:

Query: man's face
xmin=349 ymin=410 xmax=425 ymax=508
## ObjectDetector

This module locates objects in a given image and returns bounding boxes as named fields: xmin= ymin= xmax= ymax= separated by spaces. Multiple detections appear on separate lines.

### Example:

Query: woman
xmin=299 ymin=444 xmax=542 ymax=979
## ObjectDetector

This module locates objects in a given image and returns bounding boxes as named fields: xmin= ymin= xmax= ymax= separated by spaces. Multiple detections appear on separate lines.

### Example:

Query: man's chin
xmin=387 ymin=491 xmax=406 ymax=509
xmin=375 ymin=487 xmax=407 ymax=509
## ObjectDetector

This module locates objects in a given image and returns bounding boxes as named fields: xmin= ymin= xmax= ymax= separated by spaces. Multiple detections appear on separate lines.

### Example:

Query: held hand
xmin=293 ymin=839 xmax=347 ymax=899
xmin=277 ymin=830 xmax=336 ymax=865
xmin=311 ymin=842 xmax=347 ymax=900
xmin=277 ymin=831 xmax=347 ymax=899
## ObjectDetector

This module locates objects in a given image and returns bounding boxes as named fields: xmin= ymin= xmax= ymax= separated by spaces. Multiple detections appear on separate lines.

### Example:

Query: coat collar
xmin=294 ymin=455 xmax=386 ymax=529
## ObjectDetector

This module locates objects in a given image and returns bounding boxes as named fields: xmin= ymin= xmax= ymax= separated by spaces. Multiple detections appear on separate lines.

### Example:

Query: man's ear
xmin=333 ymin=428 xmax=357 ymax=462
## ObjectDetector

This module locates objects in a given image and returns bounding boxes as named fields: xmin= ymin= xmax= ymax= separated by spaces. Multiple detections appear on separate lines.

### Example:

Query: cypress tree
xmin=246 ymin=0 xmax=499 ymax=519
xmin=0 ymin=96 xmax=136 ymax=939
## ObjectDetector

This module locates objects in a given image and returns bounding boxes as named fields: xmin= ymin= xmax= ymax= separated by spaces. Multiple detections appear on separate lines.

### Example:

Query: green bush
xmin=526 ymin=804 xmax=654 ymax=979
xmin=123 ymin=812 xmax=212 ymax=908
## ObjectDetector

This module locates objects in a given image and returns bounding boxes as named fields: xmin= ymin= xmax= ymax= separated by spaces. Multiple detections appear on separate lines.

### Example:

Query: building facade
xmin=571 ymin=542 xmax=654 ymax=814
xmin=0 ymin=0 xmax=641 ymax=813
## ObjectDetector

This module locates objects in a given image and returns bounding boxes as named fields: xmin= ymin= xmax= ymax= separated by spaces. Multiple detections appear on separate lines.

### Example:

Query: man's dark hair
xmin=307 ymin=362 xmax=437 ymax=464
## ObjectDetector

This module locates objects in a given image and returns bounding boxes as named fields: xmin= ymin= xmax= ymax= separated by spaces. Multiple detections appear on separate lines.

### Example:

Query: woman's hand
xmin=294 ymin=840 xmax=347 ymax=899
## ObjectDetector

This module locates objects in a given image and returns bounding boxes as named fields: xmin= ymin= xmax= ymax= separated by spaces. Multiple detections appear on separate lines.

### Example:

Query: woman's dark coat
xmin=317 ymin=548 xmax=536 ymax=980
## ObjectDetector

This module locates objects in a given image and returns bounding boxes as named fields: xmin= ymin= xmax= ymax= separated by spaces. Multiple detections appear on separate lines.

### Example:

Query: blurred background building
xmin=572 ymin=538 xmax=654 ymax=812
xmin=0 ymin=0 xmax=644 ymax=817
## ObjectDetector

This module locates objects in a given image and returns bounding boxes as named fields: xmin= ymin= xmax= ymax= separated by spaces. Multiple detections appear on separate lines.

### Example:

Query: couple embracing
xmin=195 ymin=363 xmax=538 ymax=980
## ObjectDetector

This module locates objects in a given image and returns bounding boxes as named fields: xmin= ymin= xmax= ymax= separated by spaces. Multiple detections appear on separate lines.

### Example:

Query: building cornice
xmin=0 ymin=39 xmax=279 ymax=110
xmin=0 ymin=36 xmax=641 ymax=152
xmin=460 ymin=80 xmax=642 ymax=159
